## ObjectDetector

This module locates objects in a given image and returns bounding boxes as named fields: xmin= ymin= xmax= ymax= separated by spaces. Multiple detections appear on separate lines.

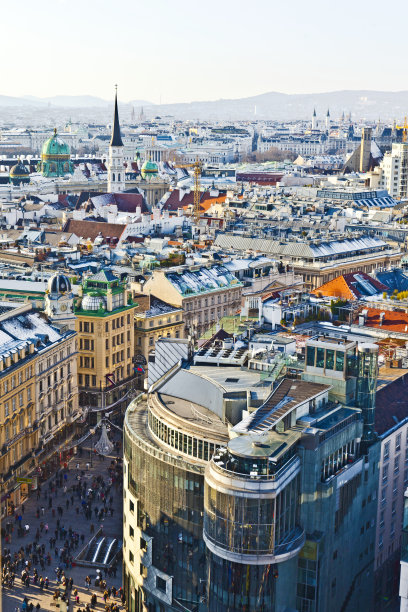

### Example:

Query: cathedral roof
xmin=110 ymin=91 xmax=123 ymax=147
xmin=41 ymin=129 xmax=70 ymax=158
xmin=141 ymin=159 xmax=158 ymax=179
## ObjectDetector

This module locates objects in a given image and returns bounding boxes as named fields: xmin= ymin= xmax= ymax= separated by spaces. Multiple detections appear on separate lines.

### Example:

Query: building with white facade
xmin=377 ymin=143 xmax=408 ymax=200
xmin=107 ymin=91 xmax=126 ymax=193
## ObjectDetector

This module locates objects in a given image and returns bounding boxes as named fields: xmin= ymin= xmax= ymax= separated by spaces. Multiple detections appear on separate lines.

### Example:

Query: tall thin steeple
xmin=311 ymin=108 xmax=317 ymax=130
xmin=108 ymin=85 xmax=125 ymax=193
xmin=110 ymin=85 xmax=123 ymax=147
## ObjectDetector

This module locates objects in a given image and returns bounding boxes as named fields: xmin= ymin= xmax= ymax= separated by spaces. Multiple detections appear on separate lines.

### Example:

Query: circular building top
xmin=48 ymin=273 xmax=71 ymax=294
xmin=9 ymin=160 xmax=30 ymax=185
xmin=141 ymin=159 xmax=158 ymax=180
xmin=41 ymin=129 xmax=71 ymax=160
xmin=228 ymin=434 xmax=277 ymax=459
xmin=82 ymin=293 xmax=105 ymax=311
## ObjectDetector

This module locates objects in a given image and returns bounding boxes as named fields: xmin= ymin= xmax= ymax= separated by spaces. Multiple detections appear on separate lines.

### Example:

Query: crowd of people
xmin=1 ymin=438 xmax=125 ymax=612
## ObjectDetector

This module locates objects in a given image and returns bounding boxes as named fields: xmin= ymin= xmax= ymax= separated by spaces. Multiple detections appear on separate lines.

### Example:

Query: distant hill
xmin=140 ymin=90 xmax=408 ymax=121
xmin=2 ymin=90 xmax=408 ymax=120
xmin=18 ymin=95 xmax=152 ymax=108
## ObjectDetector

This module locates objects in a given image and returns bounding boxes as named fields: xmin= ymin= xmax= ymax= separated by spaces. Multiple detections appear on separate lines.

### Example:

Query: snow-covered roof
xmin=166 ymin=265 xmax=241 ymax=296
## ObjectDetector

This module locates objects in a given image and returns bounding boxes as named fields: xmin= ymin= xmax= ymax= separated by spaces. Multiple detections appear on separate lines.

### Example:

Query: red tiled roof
xmin=61 ymin=219 xmax=126 ymax=241
xmin=362 ymin=308 xmax=408 ymax=333
xmin=162 ymin=189 xmax=226 ymax=212
xmin=236 ymin=172 xmax=284 ymax=185
xmin=313 ymin=271 xmax=388 ymax=300
xmin=91 ymin=193 xmax=146 ymax=213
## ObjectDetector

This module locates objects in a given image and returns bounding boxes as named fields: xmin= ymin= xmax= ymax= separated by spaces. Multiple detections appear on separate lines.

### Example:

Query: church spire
xmin=110 ymin=85 xmax=123 ymax=147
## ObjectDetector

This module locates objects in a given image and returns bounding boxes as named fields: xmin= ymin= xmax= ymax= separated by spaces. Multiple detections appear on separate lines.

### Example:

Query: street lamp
xmin=89 ymin=428 xmax=95 ymax=467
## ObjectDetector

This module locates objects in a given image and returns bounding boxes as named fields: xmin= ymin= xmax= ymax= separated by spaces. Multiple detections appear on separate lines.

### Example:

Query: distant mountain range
xmin=2 ymin=90 xmax=408 ymax=121
xmin=0 ymin=95 xmax=152 ymax=108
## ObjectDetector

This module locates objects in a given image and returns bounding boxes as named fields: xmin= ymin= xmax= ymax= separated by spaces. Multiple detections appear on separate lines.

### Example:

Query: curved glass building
xmin=123 ymin=337 xmax=379 ymax=612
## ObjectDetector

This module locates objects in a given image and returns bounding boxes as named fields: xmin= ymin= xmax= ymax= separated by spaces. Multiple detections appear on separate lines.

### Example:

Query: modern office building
xmin=399 ymin=489 xmax=408 ymax=611
xmin=123 ymin=335 xmax=380 ymax=611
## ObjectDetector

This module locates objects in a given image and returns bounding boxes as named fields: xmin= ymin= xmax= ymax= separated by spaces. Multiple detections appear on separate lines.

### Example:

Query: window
xmin=335 ymin=351 xmax=344 ymax=372
xmin=140 ymin=537 xmax=147 ymax=551
xmin=382 ymin=464 xmax=388 ymax=484
xmin=326 ymin=349 xmax=335 ymax=370
xmin=4 ymin=403 xmax=9 ymax=417
xmin=129 ymin=551 xmax=134 ymax=563
xmin=129 ymin=500 xmax=134 ymax=513
xmin=156 ymin=576 xmax=166 ymax=593
xmin=384 ymin=441 xmax=390 ymax=460
xmin=129 ymin=526 xmax=134 ymax=538
xmin=316 ymin=347 xmax=325 ymax=368
xmin=396 ymin=433 xmax=401 ymax=452
xmin=393 ymin=478 xmax=398 ymax=496
xmin=395 ymin=456 xmax=400 ymax=474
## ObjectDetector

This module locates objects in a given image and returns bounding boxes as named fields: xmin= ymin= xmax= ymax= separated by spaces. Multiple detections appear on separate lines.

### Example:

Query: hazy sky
xmin=3 ymin=0 xmax=407 ymax=104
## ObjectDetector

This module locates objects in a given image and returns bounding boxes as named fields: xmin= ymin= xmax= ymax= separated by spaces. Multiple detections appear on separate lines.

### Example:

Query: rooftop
xmin=233 ymin=378 xmax=331 ymax=434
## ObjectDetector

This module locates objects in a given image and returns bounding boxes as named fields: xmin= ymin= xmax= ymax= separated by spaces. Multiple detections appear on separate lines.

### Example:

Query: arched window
xmin=113 ymin=173 xmax=115 ymax=181
xmin=118 ymin=173 xmax=121 ymax=181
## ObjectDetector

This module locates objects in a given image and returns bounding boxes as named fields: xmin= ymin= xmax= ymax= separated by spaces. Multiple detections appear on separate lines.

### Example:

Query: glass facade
xmin=356 ymin=345 xmax=378 ymax=443
xmin=296 ymin=557 xmax=318 ymax=612
xmin=207 ymin=552 xmax=276 ymax=612
xmin=148 ymin=409 xmax=218 ymax=461
xmin=124 ymin=413 xmax=207 ymax=610
xmin=204 ymin=475 xmax=299 ymax=557
xmin=306 ymin=345 xmax=346 ymax=373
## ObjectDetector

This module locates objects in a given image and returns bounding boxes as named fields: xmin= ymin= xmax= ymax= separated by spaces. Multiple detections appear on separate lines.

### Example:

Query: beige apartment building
xmin=134 ymin=295 xmax=184 ymax=365
xmin=0 ymin=302 xmax=77 ymax=515
xmin=142 ymin=265 xmax=243 ymax=337
xmin=74 ymin=270 xmax=140 ymax=417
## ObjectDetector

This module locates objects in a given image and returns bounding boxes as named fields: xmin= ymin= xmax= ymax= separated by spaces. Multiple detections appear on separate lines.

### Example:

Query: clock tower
xmin=45 ymin=273 xmax=76 ymax=331
xmin=107 ymin=86 xmax=125 ymax=193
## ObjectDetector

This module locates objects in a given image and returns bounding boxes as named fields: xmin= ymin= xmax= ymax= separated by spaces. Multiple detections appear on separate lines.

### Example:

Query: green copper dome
xmin=9 ymin=160 xmax=30 ymax=185
xmin=38 ymin=128 xmax=74 ymax=178
xmin=141 ymin=159 xmax=158 ymax=180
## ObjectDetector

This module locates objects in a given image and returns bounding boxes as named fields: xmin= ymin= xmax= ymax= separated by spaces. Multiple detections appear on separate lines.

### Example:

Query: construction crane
xmin=173 ymin=158 xmax=202 ymax=224
xmin=396 ymin=117 xmax=408 ymax=142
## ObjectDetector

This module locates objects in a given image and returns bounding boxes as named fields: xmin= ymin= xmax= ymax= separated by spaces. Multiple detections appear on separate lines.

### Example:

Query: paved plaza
xmin=2 ymin=431 xmax=125 ymax=612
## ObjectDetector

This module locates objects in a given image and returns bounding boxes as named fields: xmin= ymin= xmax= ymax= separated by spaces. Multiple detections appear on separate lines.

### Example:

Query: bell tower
xmin=107 ymin=85 xmax=125 ymax=193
